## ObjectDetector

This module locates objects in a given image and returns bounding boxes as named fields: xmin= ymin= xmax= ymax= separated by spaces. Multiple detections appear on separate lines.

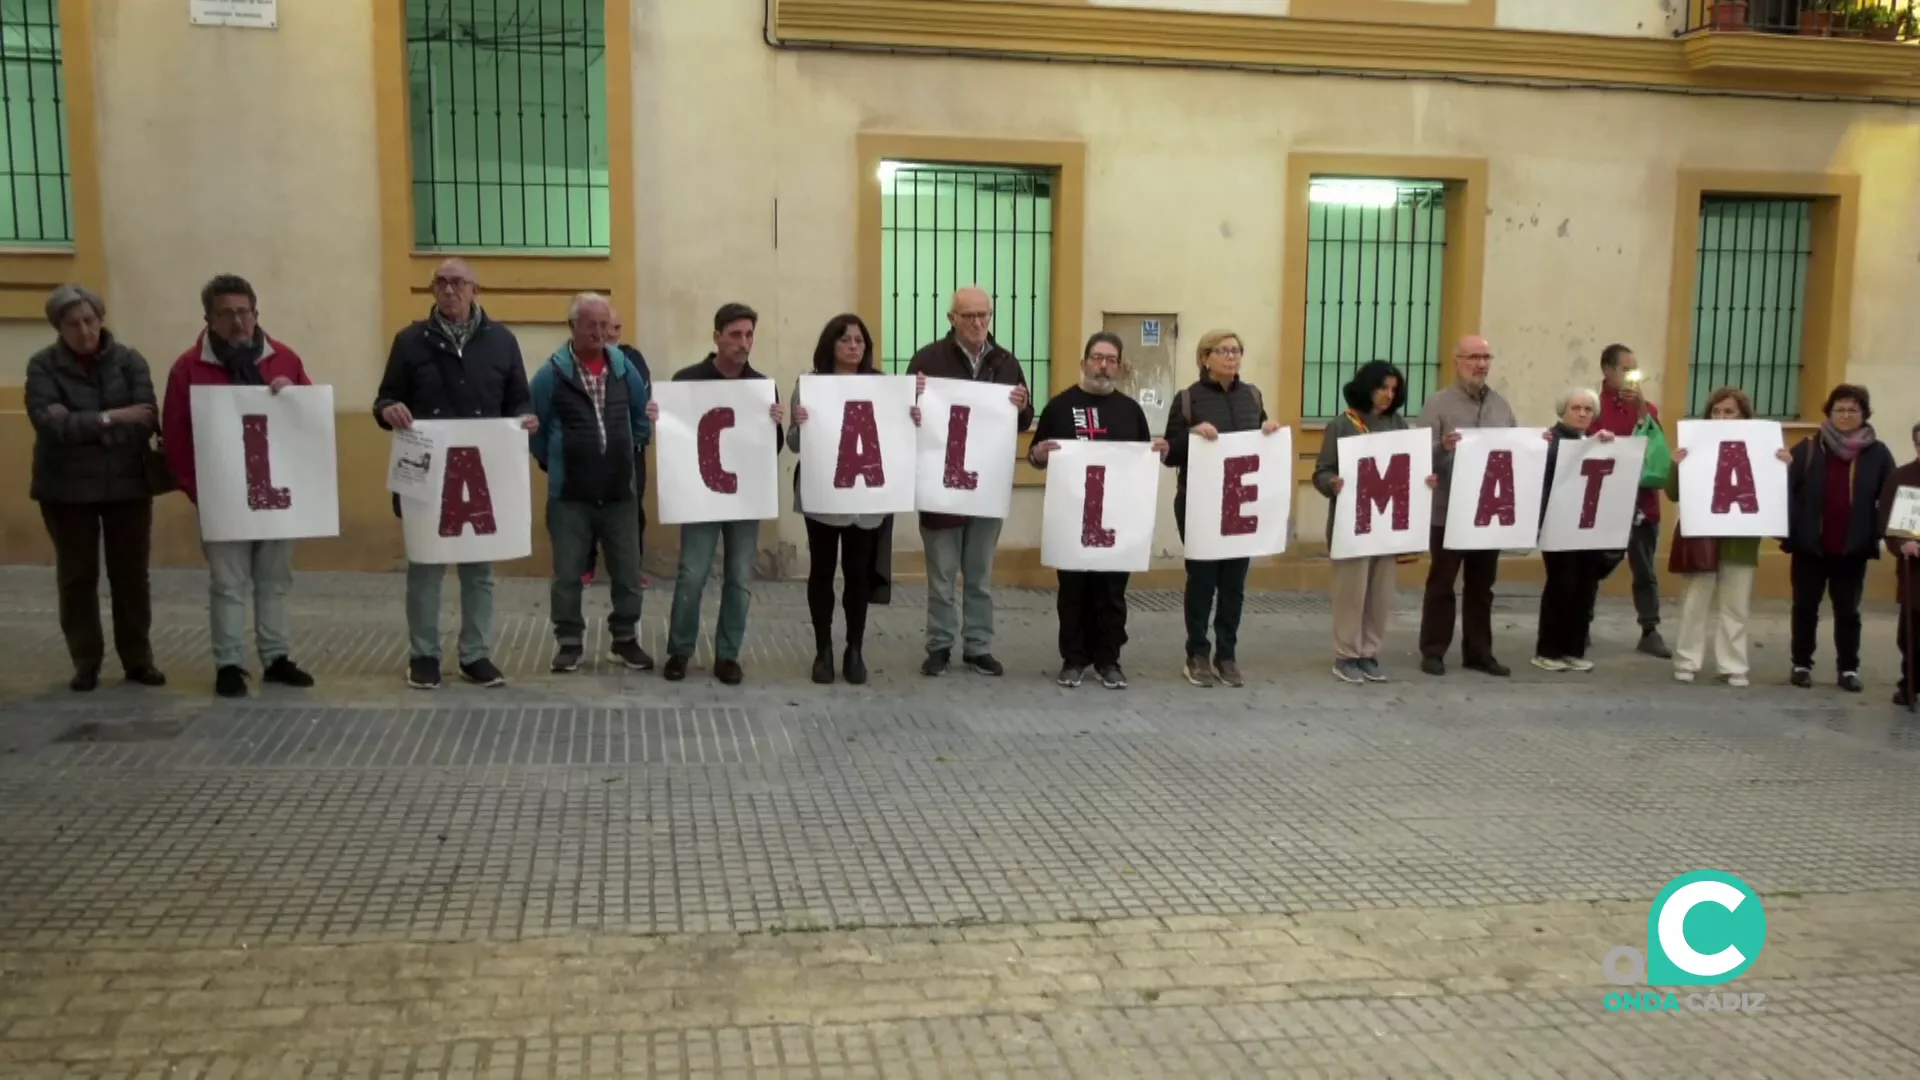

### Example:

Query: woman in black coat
xmin=1784 ymin=383 xmax=1897 ymax=692
xmin=24 ymin=285 xmax=167 ymax=691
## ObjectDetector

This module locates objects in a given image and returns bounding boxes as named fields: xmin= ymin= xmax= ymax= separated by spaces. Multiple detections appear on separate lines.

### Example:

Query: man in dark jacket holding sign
xmin=530 ymin=292 xmax=652 ymax=676
xmin=373 ymin=257 xmax=539 ymax=692
xmin=905 ymin=286 xmax=1033 ymax=679
xmin=1027 ymin=332 xmax=1167 ymax=690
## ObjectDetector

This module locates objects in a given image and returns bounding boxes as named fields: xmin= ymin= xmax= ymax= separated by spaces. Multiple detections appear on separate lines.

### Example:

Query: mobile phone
xmin=1625 ymin=370 xmax=1644 ymax=385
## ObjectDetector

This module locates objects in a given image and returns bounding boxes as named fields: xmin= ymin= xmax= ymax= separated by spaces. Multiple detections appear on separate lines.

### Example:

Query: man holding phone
xmin=1593 ymin=344 xmax=1670 ymax=658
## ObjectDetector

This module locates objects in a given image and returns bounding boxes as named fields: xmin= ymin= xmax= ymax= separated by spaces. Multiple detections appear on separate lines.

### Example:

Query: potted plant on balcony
xmin=1799 ymin=0 xmax=1837 ymax=36
xmin=1709 ymin=0 xmax=1751 ymax=30
xmin=1854 ymin=3 xmax=1902 ymax=39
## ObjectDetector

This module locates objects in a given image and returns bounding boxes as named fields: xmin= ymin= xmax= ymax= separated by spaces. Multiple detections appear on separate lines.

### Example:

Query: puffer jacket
xmin=25 ymin=332 xmax=160 ymax=504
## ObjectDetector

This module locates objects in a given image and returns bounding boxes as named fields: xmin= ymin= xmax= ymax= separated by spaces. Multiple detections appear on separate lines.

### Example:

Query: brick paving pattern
xmin=2 ymin=566 xmax=1919 ymax=1077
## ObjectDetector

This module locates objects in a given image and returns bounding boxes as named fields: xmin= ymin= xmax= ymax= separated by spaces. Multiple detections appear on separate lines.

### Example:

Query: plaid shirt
xmin=577 ymin=355 xmax=609 ymax=452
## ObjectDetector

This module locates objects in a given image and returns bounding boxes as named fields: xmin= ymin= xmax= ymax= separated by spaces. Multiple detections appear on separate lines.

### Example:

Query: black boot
xmin=843 ymin=645 xmax=868 ymax=685
xmin=811 ymin=635 xmax=835 ymax=685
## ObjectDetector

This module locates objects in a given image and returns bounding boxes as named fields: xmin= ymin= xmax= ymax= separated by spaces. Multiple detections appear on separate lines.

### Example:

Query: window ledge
xmin=1680 ymin=32 xmax=1920 ymax=80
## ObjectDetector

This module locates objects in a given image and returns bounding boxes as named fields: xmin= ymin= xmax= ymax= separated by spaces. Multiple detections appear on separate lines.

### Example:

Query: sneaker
xmin=1839 ymin=671 xmax=1863 ymax=693
xmin=1531 ymin=656 xmax=1570 ymax=672
xmin=1213 ymin=658 xmax=1244 ymax=688
xmin=262 ymin=657 xmax=314 ymax=687
xmin=69 ymin=668 xmax=99 ymax=693
xmin=714 ymin=658 xmax=744 ymax=686
xmin=611 ymin=639 xmax=654 ymax=671
xmin=1356 ymin=658 xmax=1387 ymax=683
xmin=1056 ymin=664 xmax=1085 ymax=688
xmin=1097 ymin=664 xmax=1128 ymax=690
xmin=551 ymin=645 xmax=584 ymax=673
xmin=1420 ymin=655 xmax=1446 ymax=677
xmin=215 ymin=665 xmax=249 ymax=698
xmin=1465 ymin=658 xmax=1512 ymax=678
xmin=1565 ymin=657 xmax=1594 ymax=672
xmin=407 ymin=656 xmax=441 ymax=690
xmin=125 ymin=666 xmax=168 ymax=687
xmin=1183 ymin=654 xmax=1213 ymax=688
xmin=964 ymin=653 xmax=1005 ymax=677
xmin=663 ymin=654 xmax=689 ymax=682
xmin=812 ymin=649 xmax=835 ymax=685
xmin=1637 ymin=631 xmax=1672 ymax=659
xmin=1790 ymin=667 xmax=1812 ymax=688
xmin=1332 ymin=659 xmax=1366 ymax=684
xmin=1674 ymin=669 xmax=1697 ymax=684
xmin=1725 ymin=674 xmax=1750 ymax=688
xmin=921 ymin=651 xmax=950 ymax=678
xmin=842 ymin=647 xmax=868 ymax=686
xmin=459 ymin=659 xmax=506 ymax=688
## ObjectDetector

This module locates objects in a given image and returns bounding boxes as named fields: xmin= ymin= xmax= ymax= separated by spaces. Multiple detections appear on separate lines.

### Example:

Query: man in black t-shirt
xmin=1028 ymin=332 xmax=1169 ymax=690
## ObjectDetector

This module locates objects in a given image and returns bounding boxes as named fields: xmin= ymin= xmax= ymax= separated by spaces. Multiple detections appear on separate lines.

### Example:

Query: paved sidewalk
xmin=2 ymin=567 xmax=1918 ymax=1077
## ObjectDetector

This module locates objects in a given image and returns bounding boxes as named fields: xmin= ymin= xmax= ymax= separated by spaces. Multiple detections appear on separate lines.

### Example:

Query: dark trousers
xmin=1057 ymin=570 xmax=1130 ymax=668
xmin=548 ymin=499 xmax=643 ymax=646
xmin=804 ymin=517 xmax=879 ymax=649
xmin=1176 ymin=498 xmax=1248 ymax=662
xmin=39 ymin=499 xmax=155 ymax=674
xmin=1536 ymin=551 xmax=1602 ymax=660
xmin=1596 ymin=517 xmax=1662 ymax=632
xmin=1898 ymin=605 xmax=1919 ymax=699
xmin=1419 ymin=526 xmax=1499 ymax=665
xmin=1790 ymin=552 xmax=1868 ymax=672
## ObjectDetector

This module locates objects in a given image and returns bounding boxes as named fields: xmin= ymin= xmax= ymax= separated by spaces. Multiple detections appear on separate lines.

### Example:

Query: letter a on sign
xmin=401 ymin=418 xmax=533 ymax=563
xmin=1443 ymin=429 xmax=1548 ymax=551
xmin=437 ymin=447 xmax=498 ymax=538
xmin=1330 ymin=428 xmax=1432 ymax=559
xmin=797 ymin=373 xmax=917 ymax=515
xmin=834 ymin=401 xmax=886 ymax=489
xmin=1676 ymin=419 xmax=1788 ymax=538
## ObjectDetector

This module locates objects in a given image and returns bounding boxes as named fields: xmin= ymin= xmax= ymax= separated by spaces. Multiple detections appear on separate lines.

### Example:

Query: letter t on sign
xmin=1576 ymin=457 xmax=1616 ymax=529
xmin=242 ymin=415 xmax=291 ymax=511
xmin=698 ymin=408 xmax=739 ymax=494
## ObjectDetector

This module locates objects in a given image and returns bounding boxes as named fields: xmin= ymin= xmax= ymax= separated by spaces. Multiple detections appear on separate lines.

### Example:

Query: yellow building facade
xmin=2 ymin=0 xmax=1917 ymax=599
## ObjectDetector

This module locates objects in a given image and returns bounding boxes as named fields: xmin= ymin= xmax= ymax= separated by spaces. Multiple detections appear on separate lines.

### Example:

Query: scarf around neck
xmin=432 ymin=303 xmax=484 ymax=354
xmin=1819 ymin=420 xmax=1877 ymax=462
xmin=209 ymin=330 xmax=266 ymax=386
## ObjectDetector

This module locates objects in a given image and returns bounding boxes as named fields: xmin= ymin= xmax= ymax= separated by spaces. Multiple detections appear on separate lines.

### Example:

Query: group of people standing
xmin=22 ymin=271 xmax=1920 ymax=702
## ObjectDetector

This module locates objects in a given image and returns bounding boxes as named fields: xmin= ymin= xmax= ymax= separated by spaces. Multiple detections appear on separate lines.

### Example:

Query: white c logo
xmin=1656 ymin=879 xmax=1747 ymax=978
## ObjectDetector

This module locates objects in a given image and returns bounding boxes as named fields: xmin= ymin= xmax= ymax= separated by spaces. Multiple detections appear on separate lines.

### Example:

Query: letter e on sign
xmin=1221 ymin=455 xmax=1260 ymax=536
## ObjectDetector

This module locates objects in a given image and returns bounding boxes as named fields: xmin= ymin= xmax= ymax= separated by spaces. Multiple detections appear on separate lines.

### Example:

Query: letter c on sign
xmin=1656 ymin=880 xmax=1748 ymax=979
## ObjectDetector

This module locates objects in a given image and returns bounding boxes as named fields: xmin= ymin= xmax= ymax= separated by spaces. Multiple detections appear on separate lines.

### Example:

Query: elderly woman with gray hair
xmin=1532 ymin=386 xmax=1615 ymax=673
xmin=24 ymin=284 xmax=166 ymax=692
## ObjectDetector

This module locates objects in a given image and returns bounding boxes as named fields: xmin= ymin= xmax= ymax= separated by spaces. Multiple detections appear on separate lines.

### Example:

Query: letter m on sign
xmin=1354 ymin=453 xmax=1411 ymax=536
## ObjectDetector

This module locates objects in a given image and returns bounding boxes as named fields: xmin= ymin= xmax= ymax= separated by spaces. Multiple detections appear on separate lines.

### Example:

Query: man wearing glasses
xmin=161 ymin=274 xmax=318 ymax=698
xmin=373 ymin=258 xmax=539 ymax=691
xmin=906 ymin=286 xmax=1033 ymax=677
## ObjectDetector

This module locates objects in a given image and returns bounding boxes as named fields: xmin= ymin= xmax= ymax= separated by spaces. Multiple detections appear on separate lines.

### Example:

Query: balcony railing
xmin=1681 ymin=0 xmax=1917 ymax=39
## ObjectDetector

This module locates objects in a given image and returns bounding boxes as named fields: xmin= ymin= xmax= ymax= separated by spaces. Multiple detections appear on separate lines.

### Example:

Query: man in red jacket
xmin=1591 ymin=344 xmax=1671 ymax=659
xmin=162 ymin=275 xmax=318 ymax=698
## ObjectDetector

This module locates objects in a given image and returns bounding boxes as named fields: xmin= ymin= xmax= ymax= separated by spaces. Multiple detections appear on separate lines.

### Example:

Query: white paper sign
xmin=1040 ymin=441 xmax=1162 ymax=572
xmin=653 ymin=380 xmax=780 ymax=525
xmin=914 ymin=378 xmax=1018 ymax=518
xmin=1887 ymin=486 xmax=1920 ymax=540
xmin=1330 ymin=429 xmax=1433 ymax=559
xmin=190 ymin=0 xmax=277 ymax=28
xmin=386 ymin=427 xmax=444 ymax=501
xmin=1442 ymin=428 xmax=1550 ymax=551
xmin=1538 ymin=436 xmax=1648 ymax=552
xmin=1184 ymin=428 xmax=1293 ymax=561
xmin=1677 ymin=419 xmax=1789 ymax=538
xmin=797 ymin=374 xmax=917 ymax=515
xmin=400 ymin=419 xmax=533 ymax=564
xmin=190 ymin=384 xmax=339 ymax=543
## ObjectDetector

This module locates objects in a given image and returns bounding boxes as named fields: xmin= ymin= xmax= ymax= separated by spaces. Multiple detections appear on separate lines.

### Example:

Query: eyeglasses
xmin=432 ymin=276 xmax=474 ymax=289
xmin=1086 ymin=354 xmax=1121 ymax=365
xmin=952 ymin=311 xmax=992 ymax=322
xmin=1459 ymin=352 xmax=1492 ymax=361
xmin=1210 ymin=346 xmax=1243 ymax=357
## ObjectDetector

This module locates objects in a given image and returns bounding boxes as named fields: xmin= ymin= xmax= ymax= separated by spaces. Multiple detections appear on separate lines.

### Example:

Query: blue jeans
xmin=668 ymin=520 xmax=759 ymax=661
xmin=203 ymin=539 xmax=293 ymax=668
xmin=406 ymin=561 xmax=496 ymax=665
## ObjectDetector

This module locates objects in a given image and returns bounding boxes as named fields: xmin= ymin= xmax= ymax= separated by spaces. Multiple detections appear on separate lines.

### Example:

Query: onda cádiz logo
xmin=1600 ymin=870 xmax=1769 ymax=1015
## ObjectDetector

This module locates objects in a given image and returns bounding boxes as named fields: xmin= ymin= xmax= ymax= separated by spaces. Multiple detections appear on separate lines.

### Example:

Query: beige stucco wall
xmin=649 ymin=0 xmax=1920 ymax=559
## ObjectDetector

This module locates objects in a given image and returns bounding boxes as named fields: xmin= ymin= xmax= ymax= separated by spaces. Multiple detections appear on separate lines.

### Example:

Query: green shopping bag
xmin=1637 ymin=412 xmax=1671 ymax=489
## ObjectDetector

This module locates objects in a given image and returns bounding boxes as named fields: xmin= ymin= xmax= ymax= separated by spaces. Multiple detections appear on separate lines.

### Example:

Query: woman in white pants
xmin=1666 ymin=386 xmax=1791 ymax=687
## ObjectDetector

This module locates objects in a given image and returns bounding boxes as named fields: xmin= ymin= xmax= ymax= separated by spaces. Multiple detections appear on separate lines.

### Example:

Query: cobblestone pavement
xmin=3 ymin=566 xmax=1920 ymax=1077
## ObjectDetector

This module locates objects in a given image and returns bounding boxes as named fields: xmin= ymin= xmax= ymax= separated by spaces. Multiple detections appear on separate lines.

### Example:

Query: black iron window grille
xmin=0 ymin=0 xmax=71 ymax=247
xmin=1681 ymin=0 xmax=1918 ymax=39
xmin=1302 ymin=178 xmax=1447 ymax=421
xmin=407 ymin=0 xmax=610 ymax=252
xmin=878 ymin=162 xmax=1055 ymax=406
xmin=1689 ymin=196 xmax=1812 ymax=419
